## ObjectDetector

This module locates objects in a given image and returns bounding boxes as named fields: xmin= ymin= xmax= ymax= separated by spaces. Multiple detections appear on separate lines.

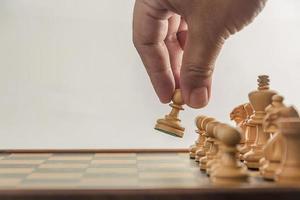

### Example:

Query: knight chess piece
xmin=230 ymin=103 xmax=254 ymax=160
xmin=244 ymin=75 xmax=277 ymax=169
xmin=155 ymin=89 xmax=185 ymax=137
xmin=211 ymin=124 xmax=248 ymax=185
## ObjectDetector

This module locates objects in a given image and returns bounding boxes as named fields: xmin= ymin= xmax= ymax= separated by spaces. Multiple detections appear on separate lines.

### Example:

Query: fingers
xmin=133 ymin=0 xmax=175 ymax=103
xmin=164 ymin=15 xmax=183 ymax=88
xmin=180 ymin=19 xmax=224 ymax=108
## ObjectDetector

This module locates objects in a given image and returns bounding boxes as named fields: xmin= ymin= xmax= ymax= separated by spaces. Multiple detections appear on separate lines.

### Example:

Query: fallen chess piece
xmin=154 ymin=89 xmax=185 ymax=137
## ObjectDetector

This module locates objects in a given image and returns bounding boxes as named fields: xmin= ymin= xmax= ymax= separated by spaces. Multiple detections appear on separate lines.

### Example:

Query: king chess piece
xmin=244 ymin=75 xmax=277 ymax=169
xmin=155 ymin=89 xmax=185 ymax=137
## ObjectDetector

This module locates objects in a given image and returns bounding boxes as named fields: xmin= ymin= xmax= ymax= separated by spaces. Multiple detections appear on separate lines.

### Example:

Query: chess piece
xmin=244 ymin=75 xmax=277 ymax=169
xmin=211 ymin=124 xmax=248 ymax=185
xmin=199 ymin=121 xmax=220 ymax=171
xmin=195 ymin=117 xmax=215 ymax=162
xmin=189 ymin=115 xmax=206 ymax=159
xmin=275 ymin=116 xmax=300 ymax=184
xmin=230 ymin=103 xmax=254 ymax=160
xmin=155 ymin=89 xmax=185 ymax=137
xmin=260 ymin=95 xmax=292 ymax=180
xmin=206 ymin=123 xmax=222 ymax=176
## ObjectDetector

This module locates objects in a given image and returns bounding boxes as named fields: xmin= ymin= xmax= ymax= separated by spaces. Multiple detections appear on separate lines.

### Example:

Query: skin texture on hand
xmin=133 ymin=0 xmax=267 ymax=108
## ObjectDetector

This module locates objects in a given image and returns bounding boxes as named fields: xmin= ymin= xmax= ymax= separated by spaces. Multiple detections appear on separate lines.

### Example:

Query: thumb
xmin=180 ymin=20 xmax=224 ymax=108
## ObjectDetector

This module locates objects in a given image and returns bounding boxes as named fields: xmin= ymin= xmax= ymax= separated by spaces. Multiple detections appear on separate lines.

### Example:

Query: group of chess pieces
xmin=155 ymin=75 xmax=300 ymax=185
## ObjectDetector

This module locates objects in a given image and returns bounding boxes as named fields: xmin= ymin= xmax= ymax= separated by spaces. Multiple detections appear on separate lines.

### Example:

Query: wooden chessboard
xmin=0 ymin=149 xmax=299 ymax=200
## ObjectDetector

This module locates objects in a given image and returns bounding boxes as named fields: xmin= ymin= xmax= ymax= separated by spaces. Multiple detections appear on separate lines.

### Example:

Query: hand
xmin=133 ymin=0 xmax=267 ymax=108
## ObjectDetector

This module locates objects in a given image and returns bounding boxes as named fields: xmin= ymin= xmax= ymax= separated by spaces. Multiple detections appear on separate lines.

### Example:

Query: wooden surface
xmin=0 ymin=149 xmax=299 ymax=200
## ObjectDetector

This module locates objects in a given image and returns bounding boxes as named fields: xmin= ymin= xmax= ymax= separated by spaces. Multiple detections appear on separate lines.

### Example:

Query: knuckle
xmin=185 ymin=65 xmax=214 ymax=79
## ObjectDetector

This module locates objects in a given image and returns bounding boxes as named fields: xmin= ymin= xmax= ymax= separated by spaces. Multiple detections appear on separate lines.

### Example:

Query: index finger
xmin=133 ymin=0 xmax=175 ymax=103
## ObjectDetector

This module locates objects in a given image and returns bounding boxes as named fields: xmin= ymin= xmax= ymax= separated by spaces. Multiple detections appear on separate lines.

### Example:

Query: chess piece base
xmin=155 ymin=119 xmax=184 ymax=138
xmin=244 ymin=147 xmax=264 ymax=169
xmin=199 ymin=157 xmax=208 ymax=171
xmin=211 ymin=167 xmax=248 ymax=185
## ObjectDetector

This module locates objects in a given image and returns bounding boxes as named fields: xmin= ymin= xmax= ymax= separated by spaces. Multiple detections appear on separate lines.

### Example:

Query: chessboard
xmin=0 ymin=149 xmax=299 ymax=200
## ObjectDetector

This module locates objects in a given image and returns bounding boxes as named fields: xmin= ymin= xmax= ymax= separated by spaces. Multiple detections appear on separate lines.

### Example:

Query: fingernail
xmin=189 ymin=87 xmax=208 ymax=108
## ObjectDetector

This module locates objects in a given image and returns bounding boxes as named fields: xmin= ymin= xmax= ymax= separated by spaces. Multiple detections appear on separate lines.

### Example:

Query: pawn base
xmin=155 ymin=119 xmax=184 ymax=138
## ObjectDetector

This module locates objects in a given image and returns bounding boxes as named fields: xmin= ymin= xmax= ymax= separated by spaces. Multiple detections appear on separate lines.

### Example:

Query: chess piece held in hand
xmin=155 ymin=89 xmax=185 ymax=137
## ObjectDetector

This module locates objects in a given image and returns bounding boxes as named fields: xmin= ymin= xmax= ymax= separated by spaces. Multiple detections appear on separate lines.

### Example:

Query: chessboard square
xmin=35 ymin=168 xmax=86 ymax=173
xmin=79 ymin=177 xmax=138 ymax=188
xmin=139 ymin=172 xmax=194 ymax=179
xmin=94 ymin=153 xmax=136 ymax=158
xmin=48 ymin=156 xmax=93 ymax=161
xmin=0 ymin=178 xmax=22 ymax=187
xmin=136 ymin=156 xmax=181 ymax=161
xmin=86 ymin=168 xmax=137 ymax=174
xmin=19 ymin=181 xmax=79 ymax=189
xmin=0 ymin=164 xmax=39 ymax=168
xmin=91 ymin=160 xmax=137 ymax=165
xmin=0 ymin=160 xmax=44 ymax=165
xmin=84 ymin=173 xmax=137 ymax=178
xmin=44 ymin=160 xmax=90 ymax=164
xmin=139 ymin=180 xmax=200 ymax=189
xmin=90 ymin=164 xmax=137 ymax=168
xmin=38 ymin=163 xmax=88 ymax=169
xmin=0 ymin=168 xmax=33 ymax=174
xmin=27 ymin=172 xmax=82 ymax=180
xmin=8 ymin=153 xmax=52 ymax=158
xmin=138 ymin=163 xmax=186 ymax=169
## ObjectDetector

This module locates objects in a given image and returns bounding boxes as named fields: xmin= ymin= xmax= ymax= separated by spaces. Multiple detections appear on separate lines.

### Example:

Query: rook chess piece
xmin=155 ymin=89 xmax=185 ymax=137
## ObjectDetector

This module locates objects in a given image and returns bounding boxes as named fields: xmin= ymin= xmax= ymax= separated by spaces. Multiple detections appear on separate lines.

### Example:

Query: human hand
xmin=133 ymin=0 xmax=266 ymax=108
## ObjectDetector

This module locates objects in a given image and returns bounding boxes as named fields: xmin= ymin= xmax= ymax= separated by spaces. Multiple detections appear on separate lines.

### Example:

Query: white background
xmin=0 ymin=0 xmax=299 ymax=149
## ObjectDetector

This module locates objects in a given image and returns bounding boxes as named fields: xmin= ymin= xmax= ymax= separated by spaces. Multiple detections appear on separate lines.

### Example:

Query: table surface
xmin=0 ymin=149 xmax=299 ymax=200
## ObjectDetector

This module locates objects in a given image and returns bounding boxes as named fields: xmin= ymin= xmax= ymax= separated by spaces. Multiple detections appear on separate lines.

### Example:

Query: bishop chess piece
xmin=211 ymin=124 xmax=248 ymax=185
xmin=155 ymin=89 xmax=185 ymax=137
xmin=244 ymin=75 xmax=277 ymax=169
xmin=260 ymin=95 xmax=291 ymax=180
xmin=276 ymin=116 xmax=300 ymax=184
xmin=195 ymin=117 xmax=215 ymax=162
xmin=189 ymin=115 xmax=206 ymax=159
